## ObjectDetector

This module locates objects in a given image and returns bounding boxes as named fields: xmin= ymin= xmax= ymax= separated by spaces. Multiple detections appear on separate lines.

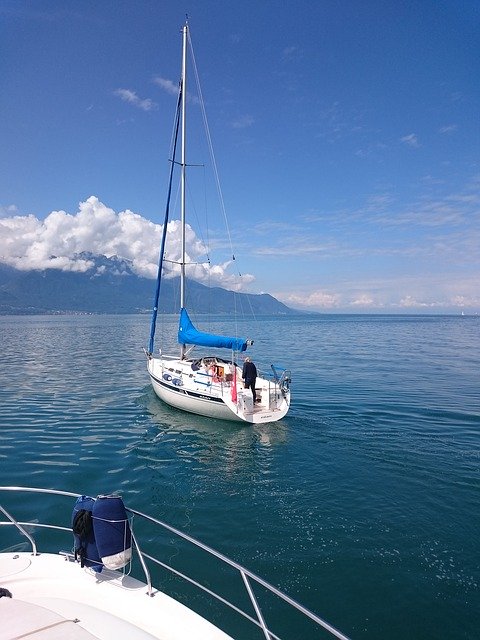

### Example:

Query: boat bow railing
xmin=0 ymin=486 xmax=349 ymax=640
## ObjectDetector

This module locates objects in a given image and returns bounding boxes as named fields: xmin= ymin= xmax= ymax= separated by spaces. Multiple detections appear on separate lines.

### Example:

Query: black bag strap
xmin=72 ymin=509 xmax=93 ymax=567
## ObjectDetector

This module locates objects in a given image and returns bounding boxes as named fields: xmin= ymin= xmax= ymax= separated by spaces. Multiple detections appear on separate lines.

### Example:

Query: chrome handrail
xmin=241 ymin=570 xmax=270 ymax=640
xmin=128 ymin=526 xmax=153 ymax=597
xmin=0 ymin=503 xmax=38 ymax=555
xmin=0 ymin=486 xmax=350 ymax=640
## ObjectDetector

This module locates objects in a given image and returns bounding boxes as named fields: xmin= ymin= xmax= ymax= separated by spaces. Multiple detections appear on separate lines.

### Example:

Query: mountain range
xmin=0 ymin=253 xmax=295 ymax=316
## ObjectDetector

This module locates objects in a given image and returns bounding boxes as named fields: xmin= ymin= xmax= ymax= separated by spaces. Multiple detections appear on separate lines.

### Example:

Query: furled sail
xmin=178 ymin=308 xmax=248 ymax=352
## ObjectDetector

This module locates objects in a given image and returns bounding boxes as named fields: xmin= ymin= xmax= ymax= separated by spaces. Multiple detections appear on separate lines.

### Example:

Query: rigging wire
xmin=187 ymin=29 xmax=260 ymax=339
xmin=148 ymin=81 xmax=182 ymax=353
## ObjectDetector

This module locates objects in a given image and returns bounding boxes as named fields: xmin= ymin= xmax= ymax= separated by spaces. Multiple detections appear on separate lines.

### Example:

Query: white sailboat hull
xmin=147 ymin=355 xmax=290 ymax=424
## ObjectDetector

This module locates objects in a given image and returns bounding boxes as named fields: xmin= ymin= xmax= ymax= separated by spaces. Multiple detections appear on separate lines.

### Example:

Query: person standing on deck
xmin=242 ymin=357 xmax=258 ymax=403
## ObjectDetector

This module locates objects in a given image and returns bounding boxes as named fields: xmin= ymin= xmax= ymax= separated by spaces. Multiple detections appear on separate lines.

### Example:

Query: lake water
xmin=0 ymin=313 xmax=478 ymax=639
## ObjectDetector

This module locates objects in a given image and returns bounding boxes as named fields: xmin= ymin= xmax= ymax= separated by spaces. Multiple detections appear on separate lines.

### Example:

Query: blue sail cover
xmin=178 ymin=308 xmax=248 ymax=352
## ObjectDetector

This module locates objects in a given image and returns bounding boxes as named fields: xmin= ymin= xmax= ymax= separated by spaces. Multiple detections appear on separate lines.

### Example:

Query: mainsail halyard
xmin=180 ymin=22 xmax=187 ymax=361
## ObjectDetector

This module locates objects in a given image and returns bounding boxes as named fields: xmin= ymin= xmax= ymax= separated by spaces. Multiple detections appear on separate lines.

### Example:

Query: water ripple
xmin=1 ymin=314 xmax=479 ymax=640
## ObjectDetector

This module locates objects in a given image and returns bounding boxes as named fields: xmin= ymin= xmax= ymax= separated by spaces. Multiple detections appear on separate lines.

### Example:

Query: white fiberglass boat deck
xmin=0 ymin=487 xmax=350 ymax=640
xmin=0 ymin=551 xmax=231 ymax=640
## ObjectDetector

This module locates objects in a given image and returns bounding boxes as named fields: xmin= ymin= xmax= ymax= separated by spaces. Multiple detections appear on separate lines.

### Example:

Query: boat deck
xmin=0 ymin=552 xmax=233 ymax=640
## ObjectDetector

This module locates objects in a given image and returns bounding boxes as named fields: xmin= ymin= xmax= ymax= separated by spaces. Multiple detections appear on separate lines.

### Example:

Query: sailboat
xmin=145 ymin=22 xmax=291 ymax=424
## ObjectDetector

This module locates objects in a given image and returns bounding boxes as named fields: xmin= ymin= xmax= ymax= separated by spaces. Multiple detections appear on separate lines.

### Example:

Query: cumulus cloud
xmin=279 ymin=290 xmax=341 ymax=309
xmin=275 ymin=275 xmax=480 ymax=312
xmin=0 ymin=204 xmax=18 ymax=218
xmin=450 ymin=294 xmax=480 ymax=308
xmin=351 ymin=294 xmax=376 ymax=307
xmin=0 ymin=197 xmax=253 ymax=290
xmin=398 ymin=295 xmax=434 ymax=308
xmin=114 ymin=89 xmax=157 ymax=111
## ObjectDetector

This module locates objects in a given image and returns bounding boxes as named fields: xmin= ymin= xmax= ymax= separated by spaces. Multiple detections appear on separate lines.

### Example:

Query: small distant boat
xmin=145 ymin=21 xmax=291 ymax=423
xmin=0 ymin=486 xmax=350 ymax=640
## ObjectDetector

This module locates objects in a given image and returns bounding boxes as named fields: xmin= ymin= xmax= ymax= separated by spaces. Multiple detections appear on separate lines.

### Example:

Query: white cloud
xmin=232 ymin=114 xmax=254 ymax=129
xmin=450 ymin=294 xmax=480 ymax=308
xmin=153 ymin=76 xmax=178 ymax=96
xmin=0 ymin=204 xmax=18 ymax=218
xmin=153 ymin=76 xmax=199 ymax=104
xmin=0 ymin=197 xmax=253 ymax=290
xmin=274 ymin=272 xmax=480 ymax=312
xmin=351 ymin=294 xmax=376 ymax=307
xmin=400 ymin=133 xmax=420 ymax=148
xmin=114 ymin=89 xmax=157 ymax=111
xmin=279 ymin=290 xmax=341 ymax=309
xmin=398 ymin=295 xmax=434 ymax=308
xmin=282 ymin=46 xmax=298 ymax=60
xmin=396 ymin=293 xmax=480 ymax=310
xmin=439 ymin=124 xmax=457 ymax=134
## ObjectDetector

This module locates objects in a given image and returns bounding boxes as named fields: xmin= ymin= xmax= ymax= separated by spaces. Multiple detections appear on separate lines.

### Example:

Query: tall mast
xmin=180 ymin=21 xmax=187 ymax=359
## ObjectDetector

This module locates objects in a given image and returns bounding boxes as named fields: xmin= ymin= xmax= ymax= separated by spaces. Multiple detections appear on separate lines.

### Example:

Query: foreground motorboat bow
xmin=0 ymin=486 xmax=349 ymax=640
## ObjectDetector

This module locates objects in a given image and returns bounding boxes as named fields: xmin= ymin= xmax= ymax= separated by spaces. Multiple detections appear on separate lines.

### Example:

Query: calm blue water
xmin=0 ymin=314 xmax=478 ymax=639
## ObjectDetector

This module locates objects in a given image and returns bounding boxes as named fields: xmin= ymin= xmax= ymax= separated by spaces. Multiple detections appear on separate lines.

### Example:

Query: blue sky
xmin=1 ymin=0 xmax=479 ymax=313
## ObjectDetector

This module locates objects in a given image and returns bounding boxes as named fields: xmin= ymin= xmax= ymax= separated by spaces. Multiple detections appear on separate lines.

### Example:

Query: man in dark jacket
xmin=242 ymin=356 xmax=258 ymax=403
